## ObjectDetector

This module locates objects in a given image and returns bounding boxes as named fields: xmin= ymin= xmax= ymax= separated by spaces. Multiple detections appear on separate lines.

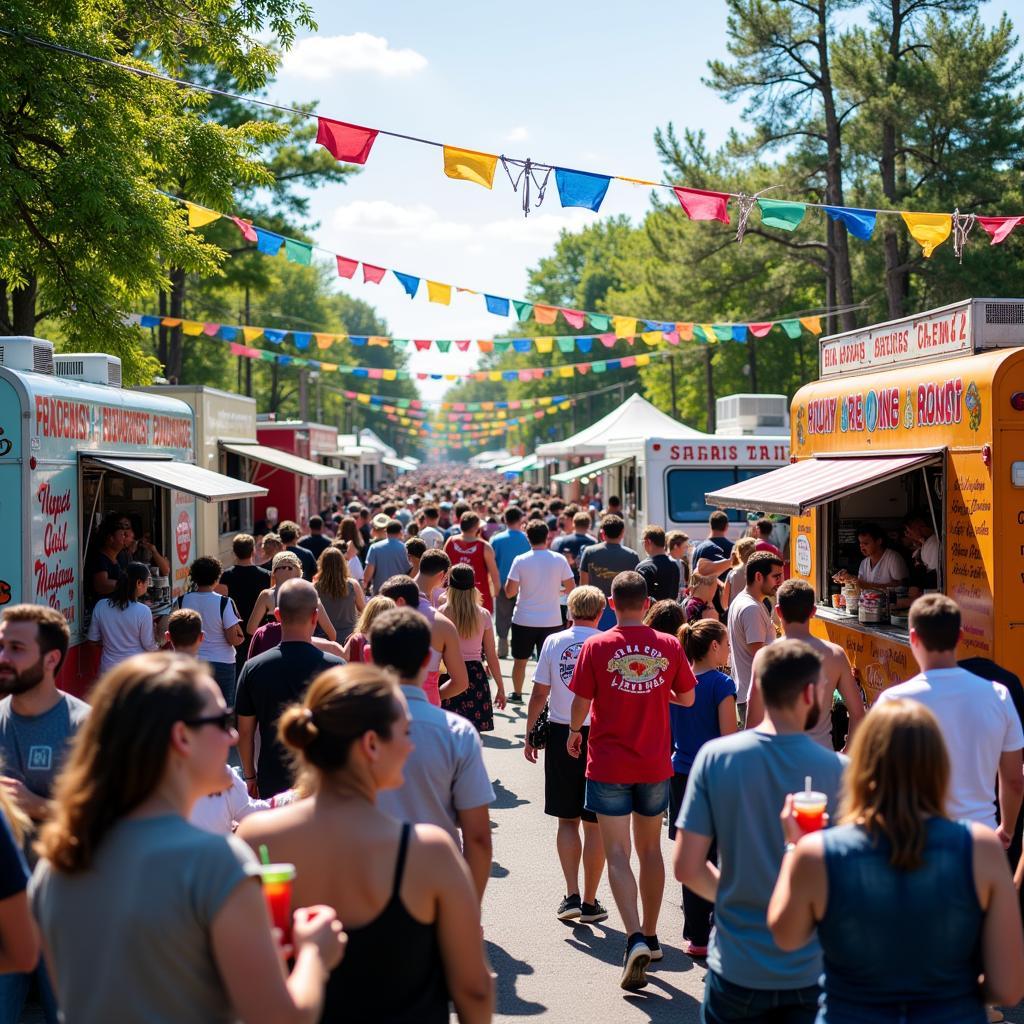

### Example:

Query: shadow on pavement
xmin=491 ymin=778 xmax=529 ymax=809
xmin=485 ymin=940 xmax=547 ymax=1016
xmin=482 ymin=733 xmax=524 ymax=750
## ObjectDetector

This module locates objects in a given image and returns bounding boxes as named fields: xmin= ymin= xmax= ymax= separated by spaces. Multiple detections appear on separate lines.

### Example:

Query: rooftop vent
xmin=715 ymin=393 xmax=790 ymax=436
xmin=54 ymin=354 xmax=122 ymax=388
xmin=0 ymin=336 xmax=55 ymax=375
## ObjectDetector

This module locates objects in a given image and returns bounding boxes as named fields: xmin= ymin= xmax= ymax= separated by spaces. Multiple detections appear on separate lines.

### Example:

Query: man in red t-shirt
xmin=567 ymin=571 xmax=697 ymax=991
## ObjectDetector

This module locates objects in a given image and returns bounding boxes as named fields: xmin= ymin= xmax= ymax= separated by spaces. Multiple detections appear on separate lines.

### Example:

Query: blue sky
xmin=263 ymin=1 xmax=1013 ymax=402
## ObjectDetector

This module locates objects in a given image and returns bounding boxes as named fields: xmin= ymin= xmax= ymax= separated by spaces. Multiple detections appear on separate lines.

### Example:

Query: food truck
xmin=251 ymin=420 xmax=343 ymax=529
xmin=705 ymin=298 xmax=1024 ymax=701
xmin=0 ymin=337 xmax=267 ymax=694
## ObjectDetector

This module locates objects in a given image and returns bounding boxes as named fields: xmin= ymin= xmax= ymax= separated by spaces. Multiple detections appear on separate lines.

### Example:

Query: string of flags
xmin=6 ymin=32 xmax=1021 ymax=261
xmin=130 ymin=305 xmax=825 ymax=353
xmin=327 ymin=382 xmax=629 ymax=411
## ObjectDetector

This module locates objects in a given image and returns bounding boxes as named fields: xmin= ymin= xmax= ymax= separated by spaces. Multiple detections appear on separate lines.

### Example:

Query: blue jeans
xmin=703 ymin=970 xmax=819 ymax=1024
xmin=585 ymin=779 xmax=670 ymax=817
xmin=0 ymin=959 xmax=58 ymax=1024
xmin=817 ymin=993 xmax=986 ymax=1024
xmin=207 ymin=660 xmax=237 ymax=706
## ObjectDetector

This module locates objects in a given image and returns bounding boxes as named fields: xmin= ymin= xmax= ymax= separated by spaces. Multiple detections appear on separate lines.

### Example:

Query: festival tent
xmin=535 ymin=392 xmax=705 ymax=459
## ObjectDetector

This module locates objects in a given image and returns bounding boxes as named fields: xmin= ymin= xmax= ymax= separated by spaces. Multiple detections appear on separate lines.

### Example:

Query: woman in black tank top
xmin=237 ymin=660 xmax=494 ymax=1024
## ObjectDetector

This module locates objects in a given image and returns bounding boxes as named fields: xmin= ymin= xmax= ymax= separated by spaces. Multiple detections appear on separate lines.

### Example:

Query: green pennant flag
xmin=467 ymin=403 xmax=481 ymax=411
xmin=692 ymin=325 xmax=709 ymax=343
xmin=259 ymin=351 xmax=276 ymax=362
xmin=780 ymin=319 xmax=803 ymax=339
xmin=592 ymin=361 xmax=608 ymax=374
xmin=396 ymin=399 xmax=411 ymax=408
xmin=435 ymin=340 xmax=452 ymax=353
xmin=556 ymin=336 xmax=576 ymax=353
xmin=757 ymin=199 xmax=806 ymax=232
xmin=392 ymin=338 xmax=409 ymax=350
xmin=512 ymin=300 xmax=534 ymax=322
xmin=587 ymin=313 xmax=612 ymax=331
xmin=713 ymin=324 xmax=733 ymax=342
xmin=397 ymin=370 xmax=409 ymax=379
xmin=284 ymin=238 xmax=314 ymax=265
xmin=493 ymin=339 xmax=512 ymax=352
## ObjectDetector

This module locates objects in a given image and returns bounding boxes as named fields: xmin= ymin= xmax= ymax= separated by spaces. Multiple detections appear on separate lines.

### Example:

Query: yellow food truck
xmin=706 ymin=298 xmax=1024 ymax=702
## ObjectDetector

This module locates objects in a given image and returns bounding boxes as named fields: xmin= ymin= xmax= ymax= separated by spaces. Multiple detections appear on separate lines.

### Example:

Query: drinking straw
xmin=259 ymin=844 xmax=270 ymax=865
xmin=804 ymin=776 xmax=811 ymax=793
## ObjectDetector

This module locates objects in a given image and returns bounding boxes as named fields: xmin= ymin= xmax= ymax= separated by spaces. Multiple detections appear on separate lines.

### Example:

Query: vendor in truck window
xmin=832 ymin=523 xmax=909 ymax=592
xmin=902 ymin=513 xmax=939 ymax=591
xmin=87 ymin=515 xmax=130 ymax=600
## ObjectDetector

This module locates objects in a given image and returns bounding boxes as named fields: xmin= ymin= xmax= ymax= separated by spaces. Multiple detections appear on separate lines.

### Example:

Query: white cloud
xmin=329 ymin=200 xmax=593 ymax=247
xmin=505 ymin=126 xmax=529 ymax=143
xmin=280 ymin=33 xmax=428 ymax=81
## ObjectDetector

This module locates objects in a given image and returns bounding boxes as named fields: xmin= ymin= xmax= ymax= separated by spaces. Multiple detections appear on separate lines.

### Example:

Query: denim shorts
xmin=584 ymin=778 xmax=670 ymax=817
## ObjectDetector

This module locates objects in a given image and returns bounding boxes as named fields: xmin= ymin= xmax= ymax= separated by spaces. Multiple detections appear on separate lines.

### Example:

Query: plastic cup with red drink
xmin=259 ymin=862 xmax=296 ymax=945
xmin=792 ymin=776 xmax=828 ymax=833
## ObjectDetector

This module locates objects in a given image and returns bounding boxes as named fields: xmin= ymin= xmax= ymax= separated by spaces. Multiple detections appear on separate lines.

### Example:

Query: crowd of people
xmin=1 ymin=465 xmax=1023 ymax=1023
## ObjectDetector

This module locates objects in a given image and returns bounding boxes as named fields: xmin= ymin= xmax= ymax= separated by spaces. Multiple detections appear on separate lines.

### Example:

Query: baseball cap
xmin=372 ymin=513 xmax=390 ymax=529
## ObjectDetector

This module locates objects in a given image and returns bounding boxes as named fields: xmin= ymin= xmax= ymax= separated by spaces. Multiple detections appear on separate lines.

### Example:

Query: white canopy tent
xmin=535 ymin=393 xmax=704 ymax=459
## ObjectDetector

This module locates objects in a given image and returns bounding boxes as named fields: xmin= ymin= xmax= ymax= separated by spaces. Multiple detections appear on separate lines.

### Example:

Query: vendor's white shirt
xmin=919 ymin=534 xmax=940 ymax=572
xmin=189 ymin=768 xmax=272 ymax=834
xmin=858 ymin=548 xmax=908 ymax=585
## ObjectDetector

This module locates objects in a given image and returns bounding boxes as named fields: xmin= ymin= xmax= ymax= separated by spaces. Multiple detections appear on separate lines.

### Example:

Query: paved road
xmin=480 ymin=658 xmax=1024 ymax=1024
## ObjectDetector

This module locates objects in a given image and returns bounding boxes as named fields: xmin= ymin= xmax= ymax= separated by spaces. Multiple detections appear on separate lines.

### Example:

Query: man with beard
xmin=0 ymin=604 xmax=88 ymax=1021
xmin=674 ymin=641 xmax=845 ymax=1024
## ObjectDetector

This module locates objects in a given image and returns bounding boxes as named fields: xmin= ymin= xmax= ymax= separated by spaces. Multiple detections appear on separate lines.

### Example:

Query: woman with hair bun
xmin=238 ymin=663 xmax=494 ymax=1024
xmin=86 ymin=561 xmax=159 ymax=675
xmin=30 ymin=652 xmax=345 ymax=1024
xmin=670 ymin=618 xmax=738 ymax=958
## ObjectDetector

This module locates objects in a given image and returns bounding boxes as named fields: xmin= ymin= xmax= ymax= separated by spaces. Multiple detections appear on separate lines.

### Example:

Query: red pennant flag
xmin=202 ymin=322 xmax=220 ymax=336
xmin=673 ymin=187 xmax=731 ymax=224
xmin=560 ymin=308 xmax=586 ymax=329
xmin=455 ymin=340 xmax=471 ymax=351
xmin=230 ymin=216 xmax=257 ymax=242
xmin=336 ymin=256 xmax=358 ymax=278
xmin=621 ymin=356 xmax=638 ymax=368
xmin=977 ymin=216 xmax=1023 ymax=245
xmin=598 ymin=333 xmax=616 ymax=348
xmin=362 ymin=264 xmax=386 ymax=284
xmin=414 ymin=340 xmax=431 ymax=351
xmin=509 ymin=401 xmax=522 ymax=410
xmin=316 ymin=117 xmax=378 ymax=164
xmin=748 ymin=322 xmax=774 ymax=338
xmin=577 ymin=364 xmax=590 ymax=375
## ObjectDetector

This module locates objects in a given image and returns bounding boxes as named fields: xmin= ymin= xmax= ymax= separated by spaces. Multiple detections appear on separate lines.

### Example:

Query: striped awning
xmin=705 ymin=453 xmax=941 ymax=517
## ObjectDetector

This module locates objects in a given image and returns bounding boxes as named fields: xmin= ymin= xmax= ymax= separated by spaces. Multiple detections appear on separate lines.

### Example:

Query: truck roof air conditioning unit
xmin=53 ymin=354 xmax=123 ymax=388
xmin=715 ymin=393 xmax=790 ymax=436
xmin=0 ymin=336 xmax=55 ymax=375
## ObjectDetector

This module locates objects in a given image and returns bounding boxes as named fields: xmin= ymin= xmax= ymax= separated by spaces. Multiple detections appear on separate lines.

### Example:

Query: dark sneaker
xmin=644 ymin=934 xmax=663 ymax=961
xmin=620 ymin=933 xmax=651 ymax=991
xmin=508 ymin=692 xmax=523 ymax=704
xmin=556 ymin=894 xmax=582 ymax=921
xmin=579 ymin=899 xmax=609 ymax=924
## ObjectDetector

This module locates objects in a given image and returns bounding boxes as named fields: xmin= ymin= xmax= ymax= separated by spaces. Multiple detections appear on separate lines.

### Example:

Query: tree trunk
xmin=270 ymin=360 xmax=280 ymax=413
xmin=880 ymin=1 xmax=908 ymax=318
xmin=747 ymin=337 xmax=759 ymax=393
xmin=0 ymin=281 xmax=10 ymax=334
xmin=11 ymin=275 xmax=37 ymax=335
xmin=704 ymin=347 xmax=716 ymax=433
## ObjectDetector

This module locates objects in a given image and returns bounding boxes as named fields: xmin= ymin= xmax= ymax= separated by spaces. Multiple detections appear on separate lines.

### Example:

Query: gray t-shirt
xmin=727 ymin=590 xmax=775 ymax=702
xmin=30 ymin=815 xmax=260 ymax=1024
xmin=365 ymin=538 xmax=411 ymax=591
xmin=377 ymin=686 xmax=494 ymax=841
xmin=679 ymin=730 xmax=846 ymax=990
xmin=577 ymin=542 xmax=639 ymax=597
xmin=0 ymin=693 xmax=91 ymax=800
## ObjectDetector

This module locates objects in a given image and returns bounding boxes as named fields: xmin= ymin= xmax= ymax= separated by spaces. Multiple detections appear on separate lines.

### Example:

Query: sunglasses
xmin=183 ymin=709 xmax=236 ymax=733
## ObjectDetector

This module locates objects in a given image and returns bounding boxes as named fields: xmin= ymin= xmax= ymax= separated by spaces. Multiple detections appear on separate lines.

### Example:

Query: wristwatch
xmin=783 ymin=842 xmax=798 ymax=854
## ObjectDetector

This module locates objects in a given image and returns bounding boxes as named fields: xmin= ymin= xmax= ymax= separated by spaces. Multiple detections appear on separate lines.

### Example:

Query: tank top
xmin=817 ymin=819 xmax=985 ymax=1023
xmin=317 ymin=584 xmax=358 ymax=643
xmin=444 ymin=536 xmax=493 ymax=612
xmin=416 ymin=595 xmax=442 ymax=706
xmin=320 ymin=823 xmax=449 ymax=1023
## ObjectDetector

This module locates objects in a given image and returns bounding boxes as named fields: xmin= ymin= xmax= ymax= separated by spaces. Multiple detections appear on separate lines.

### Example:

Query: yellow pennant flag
xmin=242 ymin=327 xmax=263 ymax=343
xmin=901 ymin=212 xmax=952 ymax=258
xmin=427 ymin=281 xmax=452 ymax=305
xmin=538 ymin=396 xmax=553 ymax=406
xmin=315 ymin=333 xmax=335 ymax=349
xmin=535 ymin=337 xmax=554 ymax=353
xmin=368 ymin=336 xmax=388 ymax=347
xmin=444 ymin=374 xmax=458 ymax=381
xmin=161 ymin=317 xmax=182 ymax=327
xmin=319 ymin=362 xmax=338 ymax=372
xmin=443 ymin=146 xmax=499 ymax=189
xmin=557 ymin=366 xmax=574 ymax=378
xmin=488 ymin=371 xmax=502 ymax=382
xmin=559 ymin=400 xmax=572 ymax=410
xmin=181 ymin=320 xmax=204 ymax=336
xmin=185 ymin=202 xmax=221 ymax=228
xmin=635 ymin=354 xmax=651 ymax=367
xmin=382 ymin=369 xmax=397 ymax=381
xmin=700 ymin=323 xmax=717 ymax=343
xmin=640 ymin=331 xmax=662 ymax=347
xmin=357 ymin=394 xmax=371 ymax=405
xmin=799 ymin=316 xmax=823 ymax=335
xmin=613 ymin=316 xmax=637 ymax=339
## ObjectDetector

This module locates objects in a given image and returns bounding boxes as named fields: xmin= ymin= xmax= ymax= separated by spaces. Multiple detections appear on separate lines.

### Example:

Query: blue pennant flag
xmin=502 ymin=371 xmax=518 ymax=381
xmin=255 ymin=228 xmax=285 ymax=256
xmin=140 ymin=315 xmax=161 ymax=328
xmin=732 ymin=325 xmax=748 ymax=343
xmin=577 ymin=337 xmax=593 ymax=354
xmin=513 ymin=338 xmax=532 ymax=353
xmin=349 ymin=336 xmax=368 ymax=347
xmin=353 ymin=368 xmax=368 ymax=377
xmin=263 ymin=329 xmax=287 ymax=344
xmin=278 ymin=355 xmax=293 ymax=366
xmin=219 ymin=325 xmax=238 ymax=341
xmin=485 ymin=294 xmax=510 ymax=316
xmin=554 ymin=168 xmax=612 ymax=212
xmin=292 ymin=332 xmax=312 ymax=350
xmin=823 ymin=206 xmax=877 ymax=241
xmin=393 ymin=271 xmax=420 ymax=299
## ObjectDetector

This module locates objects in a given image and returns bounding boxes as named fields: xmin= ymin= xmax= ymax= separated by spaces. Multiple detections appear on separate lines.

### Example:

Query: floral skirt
xmin=441 ymin=659 xmax=494 ymax=733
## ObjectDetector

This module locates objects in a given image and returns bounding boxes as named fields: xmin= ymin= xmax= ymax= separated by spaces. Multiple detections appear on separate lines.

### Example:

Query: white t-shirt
xmin=727 ymin=590 xmax=775 ymax=703
xmin=533 ymin=625 xmax=599 ymax=725
xmin=179 ymin=592 xmax=241 ymax=665
xmin=858 ymin=547 xmax=909 ymax=585
xmin=189 ymin=768 xmax=272 ymax=834
xmin=418 ymin=525 xmax=445 ymax=551
xmin=508 ymin=549 xmax=573 ymax=628
xmin=876 ymin=668 xmax=1024 ymax=827
xmin=347 ymin=555 xmax=364 ymax=583
xmin=919 ymin=534 xmax=940 ymax=572
xmin=87 ymin=599 xmax=158 ymax=675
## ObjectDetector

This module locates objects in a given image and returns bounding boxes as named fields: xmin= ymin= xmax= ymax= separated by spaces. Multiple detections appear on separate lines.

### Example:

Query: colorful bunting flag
xmin=284 ymin=238 xmax=313 ymax=265
xmin=393 ymin=272 xmax=420 ymax=298
xmin=824 ymin=206 xmax=877 ymax=241
xmin=799 ymin=316 xmax=823 ymax=335
xmin=758 ymin=199 xmax=807 ymax=232
xmin=533 ymin=305 xmax=559 ymax=325
xmin=588 ymin=313 xmax=612 ymax=331
xmin=561 ymin=309 xmax=586 ymax=329
xmin=315 ymin=117 xmax=378 ymax=164
xmin=426 ymin=281 xmax=452 ymax=305
xmin=613 ymin=317 xmax=637 ymax=339
xmin=485 ymin=295 xmax=510 ymax=316
xmin=673 ymin=187 xmax=730 ymax=224
xmin=555 ymin=168 xmax=612 ymax=212
xmin=255 ymin=228 xmax=284 ymax=256
xmin=512 ymin=300 xmax=534 ymax=322
xmin=780 ymin=319 xmax=803 ymax=339
xmin=748 ymin=322 xmax=773 ymax=338
xmin=336 ymin=256 xmax=358 ymax=279
xmin=977 ymin=216 xmax=1023 ymax=245
xmin=731 ymin=325 xmax=748 ymax=343
xmin=442 ymin=146 xmax=498 ymax=189
xmin=185 ymin=203 xmax=221 ymax=228
xmin=230 ymin=216 xmax=257 ymax=242
xmin=901 ymin=213 xmax=952 ymax=258
xmin=362 ymin=264 xmax=387 ymax=284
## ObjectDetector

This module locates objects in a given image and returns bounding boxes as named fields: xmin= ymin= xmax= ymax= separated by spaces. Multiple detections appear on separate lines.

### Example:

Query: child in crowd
xmin=165 ymin=607 xmax=203 ymax=655
xmin=683 ymin=574 xmax=720 ymax=624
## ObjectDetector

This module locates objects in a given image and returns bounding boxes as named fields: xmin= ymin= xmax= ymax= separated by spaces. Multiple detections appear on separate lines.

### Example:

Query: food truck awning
xmin=83 ymin=456 xmax=267 ymax=503
xmin=382 ymin=456 xmax=417 ymax=472
xmin=551 ymin=455 xmax=632 ymax=484
xmin=705 ymin=452 xmax=942 ymax=517
xmin=220 ymin=442 xmax=343 ymax=481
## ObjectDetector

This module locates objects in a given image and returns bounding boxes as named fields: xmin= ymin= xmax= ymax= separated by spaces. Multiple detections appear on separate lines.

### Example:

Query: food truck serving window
xmin=667 ymin=468 xmax=766 ymax=523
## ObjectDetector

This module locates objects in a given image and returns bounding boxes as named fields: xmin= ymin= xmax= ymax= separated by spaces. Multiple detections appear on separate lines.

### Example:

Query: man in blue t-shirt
xmin=674 ymin=640 xmax=845 ymax=1023
xmin=490 ymin=507 xmax=531 ymax=659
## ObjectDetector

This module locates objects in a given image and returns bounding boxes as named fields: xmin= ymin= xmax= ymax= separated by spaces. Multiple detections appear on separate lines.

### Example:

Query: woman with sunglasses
xmin=30 ymin=653 xmax=345 ymax=1024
